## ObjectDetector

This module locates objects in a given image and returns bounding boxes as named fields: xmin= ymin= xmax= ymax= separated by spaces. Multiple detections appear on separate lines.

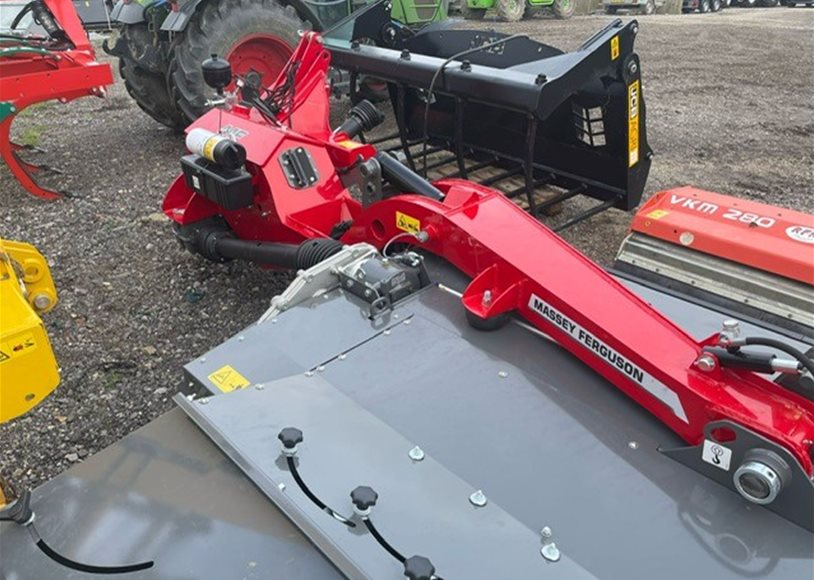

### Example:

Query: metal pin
xmin=628 ymin=441 xmax=639 ymax=450
xmin=498 ymin=370 xmax=508 ymax=378
xmin=409 ymin=446 xmax=425 ymax=461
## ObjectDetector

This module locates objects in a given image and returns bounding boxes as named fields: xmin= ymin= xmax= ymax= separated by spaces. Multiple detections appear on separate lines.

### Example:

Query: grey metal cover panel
xmin=183 ymin=290 xmax=413 ymax=394
xmin=177 ymin=263 xmax=813 ymax=580
xmin=178 ymin=375 xmax=598 ymax=579
xmin=0 ymin=409 xmax=342 ymax=580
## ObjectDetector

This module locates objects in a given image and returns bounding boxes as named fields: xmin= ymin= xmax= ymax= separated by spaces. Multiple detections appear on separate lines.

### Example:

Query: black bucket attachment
xmin=326 ymin=2 xmax=652 ymax=227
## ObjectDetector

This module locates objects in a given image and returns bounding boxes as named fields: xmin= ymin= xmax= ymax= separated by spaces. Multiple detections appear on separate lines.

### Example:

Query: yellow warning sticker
xmin=611 ymin=36 xmax=620 ymax=61
xmin=628 ymin=80 xmax=640 ymax=168
xmin=207 ymin=365 xmax=251 ymax=393
xmin=337 ymin=139 xmax=362 ymax=150
xmin=0 ymin=332 xmax=36 ymax=362
xmin=396 ymin=211 xmax=421 ymax=234
xmin=646 ymin=209 xmax=670 ymax=220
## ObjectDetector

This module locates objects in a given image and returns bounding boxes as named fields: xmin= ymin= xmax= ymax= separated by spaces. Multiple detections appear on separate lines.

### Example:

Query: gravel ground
xmin=1 ymin=8 xmax=812 ymax=492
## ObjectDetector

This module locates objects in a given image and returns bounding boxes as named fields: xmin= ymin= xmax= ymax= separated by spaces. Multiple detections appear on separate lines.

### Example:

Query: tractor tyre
xmin=496 ymin=0 xmax=527 ymax=21
xmin=552 ymin=0 xmax=576 ymax=17
xmin=461 ymin=2 xmax=488 ymax=18
xmin=700 ymin=0 xmax=711 ymax=10
xmin=117 ymin=24 xmax=185 ymax=130
xmin=169 ymin=0 xmax=308 ymax=124
xmin=640 ymin=0 xmax=656 ymax=13
xmin=712 ymin=0 xmax=722 ymax=10
xmin=606 ymin=6 xmax=619 ymax=12
xmin=760 ymin=0 xmax=778 ymax=5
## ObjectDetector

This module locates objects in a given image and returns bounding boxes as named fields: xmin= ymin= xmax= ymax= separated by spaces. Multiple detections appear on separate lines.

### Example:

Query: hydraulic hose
xmin=212 ymin=237 xmax=343 ymax=269
xmin=734 ymin=337 xmax=814 ymax=377
xmin=376 ymin=152 xmax=443 ymax=200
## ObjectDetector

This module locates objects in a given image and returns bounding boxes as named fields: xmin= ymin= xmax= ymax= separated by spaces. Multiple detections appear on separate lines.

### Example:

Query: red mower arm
xmin=345 ymin=181 xmax=814 ymax=479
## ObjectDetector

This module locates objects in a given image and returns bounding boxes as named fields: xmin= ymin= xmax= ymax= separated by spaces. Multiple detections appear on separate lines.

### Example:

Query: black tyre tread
xmin=118 ymin=24 xmax=185 ymax=129
xmin=169 ymin=0 xmax=308 ymax=125
xmin=552 ymin=0 xmax=576 ymax=18
xmin=496 ymin=0 xmax=526 ymax=21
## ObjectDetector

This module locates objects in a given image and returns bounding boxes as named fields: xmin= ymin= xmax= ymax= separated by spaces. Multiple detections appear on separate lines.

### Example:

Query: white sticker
xmin=527 ymin=294 xmax=688 ymax=423
xmin=192 ymin=175 xmax=201 ymax=190
xmin=702 ymin=439 xmax=732 ymax=471
xmin=786 ymin=225 xmax=814 ymax=244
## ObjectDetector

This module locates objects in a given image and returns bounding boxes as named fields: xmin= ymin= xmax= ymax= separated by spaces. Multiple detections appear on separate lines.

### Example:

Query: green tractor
xmin=461 ymin=0 xmax=575 ymax=21
xmin=104 ymin=0 xmax=448 ymax=129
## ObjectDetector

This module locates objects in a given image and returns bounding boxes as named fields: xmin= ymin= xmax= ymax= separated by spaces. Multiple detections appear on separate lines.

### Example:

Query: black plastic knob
xmin=0 ymin=490 xmax=33 ymax=525
xmin=278 ymin=427 xmax=303 ymax=450
xmin=202 ymin=53 xmax=232 ymax=93
xmin=350 ymin=486 xmax=378 ymax=511
xmin=403 ymin=555 xmax=435 ymax=580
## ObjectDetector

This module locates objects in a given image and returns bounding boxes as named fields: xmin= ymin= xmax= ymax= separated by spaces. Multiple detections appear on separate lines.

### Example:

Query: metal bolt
xmin=469 ymin=490 xmax=487 ymax=507
xmin=199 ymin=398 xmax=210 ymax=405
xmin=305 ymin=370 xmax=315 ymax=377
xmin=383 ymin=329 xmax=391 ymax=336
xmin=541 ymin=526 xmax=552 ymax=539
xmin=199 ymin=357 xmax=207 ymax=364
xmin=403 ymin=319 xmax=411 ymax=325
xmin=278 ymin=482 xmax=286 ymax=492
xmin=408 ymin=446 xmax=425 ymax=461
xmin=271 ymin=318 xmax=278 ymax=324
xmin=695 ymin=353 xmax=717 ymax=372
xmin=535 ymin=73 xmax=547 ymax=85
xmin=254 ymin=384 xmax=264 ymax=390
xmin=628 ymin=61 xmax=638 ymax=76
xmin=338 ymin=353 xmax=347 ymax=361
xmin=722 ymin=319 xmax=741 ymax=337
xmin=541 ymin=543 xmax=561 ymax=562
xmin=498 ymin=370 xmax=508 ymax=379
xmin=482 ymin=290 xmax=493 ymax=307
xmin=628 ymin=441 xmax=639 ymax=450
xmin=238 ymin=335 xmax=245 ymax=342
xmin=317 ymin=365 xmax=326 ymax=373
xmin=33 ymin=294 xmax=51 ymax=310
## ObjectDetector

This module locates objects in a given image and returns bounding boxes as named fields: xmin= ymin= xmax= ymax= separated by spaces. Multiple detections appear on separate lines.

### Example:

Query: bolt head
xmin=32 ymin=294 xmax=51 ymax=310
xmin=541 ymin=526 xmax=552 ymax=539
xmin=541 ymin=542 xmax=561 ymax=562
xmin=469 ymin=489 xmax=487 ymax=507
xmin=695 ymin=353 xmax=717 ymax=372
xmin=408 ymin=446 xmax=425 ymax=461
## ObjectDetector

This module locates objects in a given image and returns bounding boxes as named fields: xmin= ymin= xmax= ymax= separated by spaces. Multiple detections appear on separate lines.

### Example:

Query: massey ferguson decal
xmin=528 ymin=294 xmax=688 ymax=422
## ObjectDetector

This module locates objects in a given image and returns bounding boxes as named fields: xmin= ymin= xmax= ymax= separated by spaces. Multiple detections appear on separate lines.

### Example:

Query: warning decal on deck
xmin=528 ymin=294 xmax=688 ymax=423
xmin=0 ymin=350 xmax=9 ymax=363
xmin=208 ymin=365 xmax=251 ymax=393
xmin=628 ymin=80 xmax=640 ymax=168
xmin=702 ymin=440 xmax=732 ymax=471
xmin=396 ymin=211 xmax=421 ymax=234
xmin=610 ymin=36 xmax=620 ymax=61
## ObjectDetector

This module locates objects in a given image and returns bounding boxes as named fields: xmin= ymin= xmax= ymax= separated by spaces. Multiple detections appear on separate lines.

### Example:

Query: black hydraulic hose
xmin=376 ymin=151 xmax=443 ymax=200
xmin=285 ymin=457 xmax=355 ymax=527
xmin=737 ymin=337 xmax=814 ymax=377
xmin=363 ymin=518 xmax=406 ymax=563
xmin=421 ymin=34 xmax=528 ymax=177
xmin=212 ymin=237 xmax=343 ymax=269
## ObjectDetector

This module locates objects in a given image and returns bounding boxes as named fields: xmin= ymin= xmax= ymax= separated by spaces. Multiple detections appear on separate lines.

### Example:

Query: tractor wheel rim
xmin=226 ymin=33 xmax=293 ymax=90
